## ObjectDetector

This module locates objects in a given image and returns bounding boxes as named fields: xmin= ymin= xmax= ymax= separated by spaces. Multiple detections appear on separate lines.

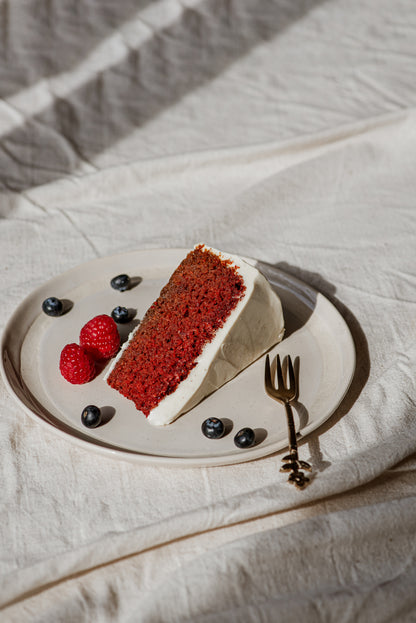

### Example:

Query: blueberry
xmin=110 ymin=274 xmax=130 ymax=291
xmin=42 ymin=297 xmax=64 ymax=317
xmin=81 ymin=405 xmax=102 ymax=428
xmin=111 ymin=306 xmax=131 ymax=324
xmin=234 ymin=427 xmax=255 ymax=449
xmin=201 ymin=417 xmax=225 ymax=439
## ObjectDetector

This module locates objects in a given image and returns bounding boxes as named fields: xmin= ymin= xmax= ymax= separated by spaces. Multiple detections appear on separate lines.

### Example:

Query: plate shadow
xmin=257 ymin=260 xmax=370 ymax=469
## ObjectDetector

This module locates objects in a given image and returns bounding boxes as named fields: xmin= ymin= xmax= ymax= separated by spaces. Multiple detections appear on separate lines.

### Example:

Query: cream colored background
xmin=1 ymin=1 xmax=416 ymax=621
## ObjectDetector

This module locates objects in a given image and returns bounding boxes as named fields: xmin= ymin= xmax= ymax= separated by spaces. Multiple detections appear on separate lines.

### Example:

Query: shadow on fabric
xmin=0 ymin=0 xmax=328 ymax=195
xmin=0 ymin=0 xmax=153 ymax=98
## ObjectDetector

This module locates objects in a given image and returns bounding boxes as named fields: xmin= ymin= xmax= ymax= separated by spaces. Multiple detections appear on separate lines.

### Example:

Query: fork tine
xmin=276 ymin=354 xmax=284 ymax=389
xmin=264 ymin=354 xmax=272 ymax=391
xmin=294 ymin=356 xmax=300 ymax=400
xmin=287 ymin=355 xmax=296 ymax=394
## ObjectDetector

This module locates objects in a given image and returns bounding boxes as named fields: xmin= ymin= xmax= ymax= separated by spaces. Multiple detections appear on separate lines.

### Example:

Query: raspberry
xmin=59 ymin=343 xmax=96 ymax=384
xmin=79 ymin=314 xmax=120 ymax=360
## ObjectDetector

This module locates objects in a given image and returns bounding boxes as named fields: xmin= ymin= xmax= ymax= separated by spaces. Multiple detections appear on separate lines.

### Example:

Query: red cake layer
xmin=106 ymin=245 xmax=246 ymax=415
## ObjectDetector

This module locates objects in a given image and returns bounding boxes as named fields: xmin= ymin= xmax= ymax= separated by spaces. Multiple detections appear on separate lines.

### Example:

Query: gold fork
xmin=264 ymin=354 xmax=311 ymax=489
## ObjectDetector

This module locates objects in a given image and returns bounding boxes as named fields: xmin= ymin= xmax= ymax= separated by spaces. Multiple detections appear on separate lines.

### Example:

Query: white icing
xmin=106 ymin=244 xmax=285 ymax=426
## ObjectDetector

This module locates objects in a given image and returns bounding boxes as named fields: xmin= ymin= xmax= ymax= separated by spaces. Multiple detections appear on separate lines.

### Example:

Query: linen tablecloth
xmin=1 ymin=1 xmax=416 ymax=621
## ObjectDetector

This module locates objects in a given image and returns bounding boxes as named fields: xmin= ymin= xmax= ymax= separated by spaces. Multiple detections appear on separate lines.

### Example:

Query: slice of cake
xmin=105 ymin=244 xmax=284 ymax=426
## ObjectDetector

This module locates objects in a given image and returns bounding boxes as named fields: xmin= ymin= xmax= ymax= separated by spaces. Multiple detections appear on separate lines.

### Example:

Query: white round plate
xmin=1 ymin=248 xmax=355 ymax=467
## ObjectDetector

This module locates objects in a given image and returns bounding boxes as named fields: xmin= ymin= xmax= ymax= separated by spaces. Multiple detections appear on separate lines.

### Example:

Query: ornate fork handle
xmin=280 ymin=402 xmax=311 ymax=489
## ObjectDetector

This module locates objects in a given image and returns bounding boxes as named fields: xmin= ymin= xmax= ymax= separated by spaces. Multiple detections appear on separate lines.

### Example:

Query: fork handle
xmin=285 ymin=403 xmax=298 ymax=459
xmin=281 ymin=402 xmax=311 ymax=489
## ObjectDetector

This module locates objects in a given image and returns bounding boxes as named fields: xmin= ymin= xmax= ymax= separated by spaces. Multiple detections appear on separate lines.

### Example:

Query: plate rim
xmin=1 ymin=247 xmax=356 ymax=467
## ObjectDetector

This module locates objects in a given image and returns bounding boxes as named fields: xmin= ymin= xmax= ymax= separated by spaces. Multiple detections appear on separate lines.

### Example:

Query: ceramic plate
xmin=1 ymin=248 xmax=355 ymax=467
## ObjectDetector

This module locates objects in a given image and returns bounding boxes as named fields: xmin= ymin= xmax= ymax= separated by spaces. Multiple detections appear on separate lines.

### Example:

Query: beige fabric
xmin=1 ymin=1 xmax=416 ymax=621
